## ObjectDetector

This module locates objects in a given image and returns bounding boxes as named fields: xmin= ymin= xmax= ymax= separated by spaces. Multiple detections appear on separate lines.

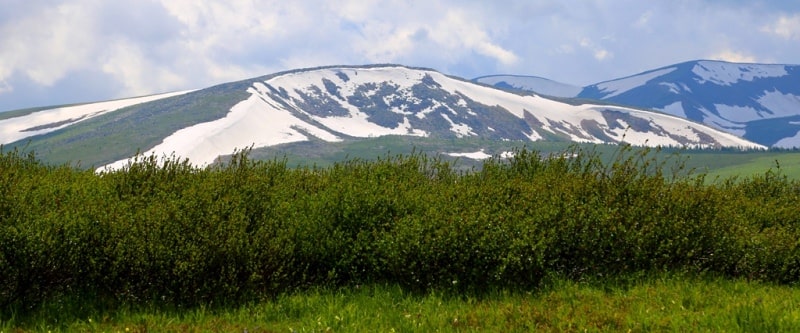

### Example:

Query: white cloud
xmin=577 ymin=37 xmax=613 ymax=62
xmin=0 ymin=0 xmax=799 ymax=111
xmin=762 ymin=14 xmax=800 ymax=40
xmin=594 ymin=49 xmax=612 ymax=61
xmin=432 ymin=10 xmax=518 ymax=65
xmin=709 ymin=50 xmax=758 ymax=63
xmin=101 ymin=41 xmax=187 ymax=96
xmin=0 ymin=1 xmax=97 ymax=86
xmin=0 ymin=80 xmax=12 ymax=94
xmin=352 ymin=7 xmax=518 ymax=66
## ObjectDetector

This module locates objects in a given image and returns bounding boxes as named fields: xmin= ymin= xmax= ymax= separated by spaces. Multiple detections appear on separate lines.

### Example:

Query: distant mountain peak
xmin=579 ymin=60 xmax=800 ymax=147
xmin=475 ymin=60 xmax=800 ymax=148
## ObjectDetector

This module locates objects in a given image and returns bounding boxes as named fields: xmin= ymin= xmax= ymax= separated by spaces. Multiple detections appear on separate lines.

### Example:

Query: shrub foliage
xmin=1 ymin=145 xmax=799 ymax=310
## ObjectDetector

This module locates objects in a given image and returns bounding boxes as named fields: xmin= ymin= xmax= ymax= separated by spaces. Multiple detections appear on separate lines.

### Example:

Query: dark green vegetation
xmin=2 ymin=144 xmax=800 ymax=330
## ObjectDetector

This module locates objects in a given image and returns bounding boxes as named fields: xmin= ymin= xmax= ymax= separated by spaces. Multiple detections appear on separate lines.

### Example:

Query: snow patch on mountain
xmin=774 ymin=132 xmax=800 ymax=148
xmin=313 ymin=113 xmax=427 ymax=138
xmin=698 ymin=107 xmax=747 ymax=137
xmin=474 ymin=75 xmax=582 ymax=97
xmin=100 ymin=87 xmax=342 ymax=171
xmin=659 ymin=101 xmax=686 ymax=118
xmin=714 ymin=104 xmax=762 ymax=123
xmin=593 ymin=67 xmax=677 ymax=99
xmin=757 ymin=91 xmax=800 ymax=117
xmin=0 ymin=90 xmax=192 ymax=145
xmin=692 ymin=61 xmax=788 ymax=85
xmin=440 ymin=113 xmax=475 ymax=137
xmin=659 ymin=82 xmax=681 ymax=94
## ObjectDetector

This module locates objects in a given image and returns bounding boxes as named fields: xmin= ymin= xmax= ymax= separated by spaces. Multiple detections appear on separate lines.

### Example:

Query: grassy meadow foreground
xmin=6 ymin=277 xmax=800 ymax=332
xmin=2 ymin=145 xmax=800 ymax=331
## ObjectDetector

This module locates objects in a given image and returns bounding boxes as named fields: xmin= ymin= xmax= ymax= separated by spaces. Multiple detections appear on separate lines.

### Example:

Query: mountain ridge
xmin=0 ymin=63 xmax=764 ymax=169
xmin=476 ymin=59 xmax=800 ymax=148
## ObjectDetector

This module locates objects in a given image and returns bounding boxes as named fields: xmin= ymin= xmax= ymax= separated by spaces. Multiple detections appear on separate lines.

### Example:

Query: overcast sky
xmin=1 ymin=0 xmax=799 ymax=112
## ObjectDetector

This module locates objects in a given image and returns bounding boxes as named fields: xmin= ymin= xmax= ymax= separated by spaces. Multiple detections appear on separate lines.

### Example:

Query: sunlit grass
xmin=5 ymin=276 xmax=800 ymax=332
xmin=705 ymin=152 xmax=800 ymax=181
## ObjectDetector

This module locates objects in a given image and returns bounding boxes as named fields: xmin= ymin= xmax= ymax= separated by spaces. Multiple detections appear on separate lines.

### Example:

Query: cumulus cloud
xmin=577 ymin=37 xmax=613 ymax=62
xmin=708 ymin=50 xmax=758 ymax=63
xmin=0 ymin=0 xmax=798 ymax=111
xmin=0 ymin=80 xmax=12 ymax=95
xmin=762 ymin=14 xmax=800 ymax=40
xmin=594 ymin=49 xmax=612 ymax=61
xmin=0 ymin=1 xmax=97 ymax=86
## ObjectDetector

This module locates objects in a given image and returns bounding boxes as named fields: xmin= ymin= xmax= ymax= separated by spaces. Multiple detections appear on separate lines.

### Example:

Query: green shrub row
xmin=1 ymin=145 xmax=799 ymax=310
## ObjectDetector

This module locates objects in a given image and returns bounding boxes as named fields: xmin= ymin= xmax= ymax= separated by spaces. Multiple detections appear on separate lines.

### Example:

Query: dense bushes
xmin=1 ymin=145 xmax=799 ymax=310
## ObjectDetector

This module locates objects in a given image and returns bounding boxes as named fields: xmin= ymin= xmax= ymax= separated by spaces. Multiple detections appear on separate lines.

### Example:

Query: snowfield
xmin=0 ymin=90 xmax=192 ymax=145
xmin=692 ymin=61 xmax=788 ymax=85
xmin=593 ymin=67 xmax=677 ymax=99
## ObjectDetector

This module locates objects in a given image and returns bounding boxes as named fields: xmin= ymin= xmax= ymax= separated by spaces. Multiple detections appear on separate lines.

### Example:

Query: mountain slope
xmin=0 ymin=65 xmax=762 ymax=169
xmin=578 ymin=61 xmax=800 ymax=147
xmin=475 ymin=60 xmax=800 ymax=148
xmin=578 ymin=60 xmax=800 ymax=148
xmin=473 ymin=75 xmax=582 ymax=98
xmin=0 ymin=91 xmax=192 ymax=145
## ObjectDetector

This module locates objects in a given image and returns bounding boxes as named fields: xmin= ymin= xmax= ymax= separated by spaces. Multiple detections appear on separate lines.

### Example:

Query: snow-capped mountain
xmin=579 ymin=60 xmax=800 ymax=148
xmin=477 ymin=60 xmax=800 ymax=148
xmin=473 ymin=75 xmax=582 ymax=98
xmin=0 ymin=65 xmax=762 ymax=169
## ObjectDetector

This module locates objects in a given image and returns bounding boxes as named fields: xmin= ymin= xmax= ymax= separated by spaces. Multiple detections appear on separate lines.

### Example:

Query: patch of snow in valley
xmin=593 ymin=67 xmax=677 ymax=99
xmin=445 ymin=149 xmax=492 ymax=160
xmin=692 ymin=61 xmax=788 ymax=86
xmin=0 ymin=90 xmax=192 ymax=145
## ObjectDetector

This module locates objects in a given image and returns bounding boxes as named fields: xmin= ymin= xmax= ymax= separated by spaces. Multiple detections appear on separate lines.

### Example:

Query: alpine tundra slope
xmin=477 ymin=60 xmax=800 ymax=148
xmin=0 ymin=64 xmax=762 ymax=170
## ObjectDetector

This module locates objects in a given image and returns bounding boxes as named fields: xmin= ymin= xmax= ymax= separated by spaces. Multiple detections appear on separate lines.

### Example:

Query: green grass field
xmin=702 ymin=152 xmax=800 ymax=180
xmin=5 ymin=276 xmax=799 ymax=332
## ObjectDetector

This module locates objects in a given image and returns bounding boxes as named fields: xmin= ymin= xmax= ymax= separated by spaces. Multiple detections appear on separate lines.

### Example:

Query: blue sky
xmin=1 ymin=0 xmax=798 ymax=111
